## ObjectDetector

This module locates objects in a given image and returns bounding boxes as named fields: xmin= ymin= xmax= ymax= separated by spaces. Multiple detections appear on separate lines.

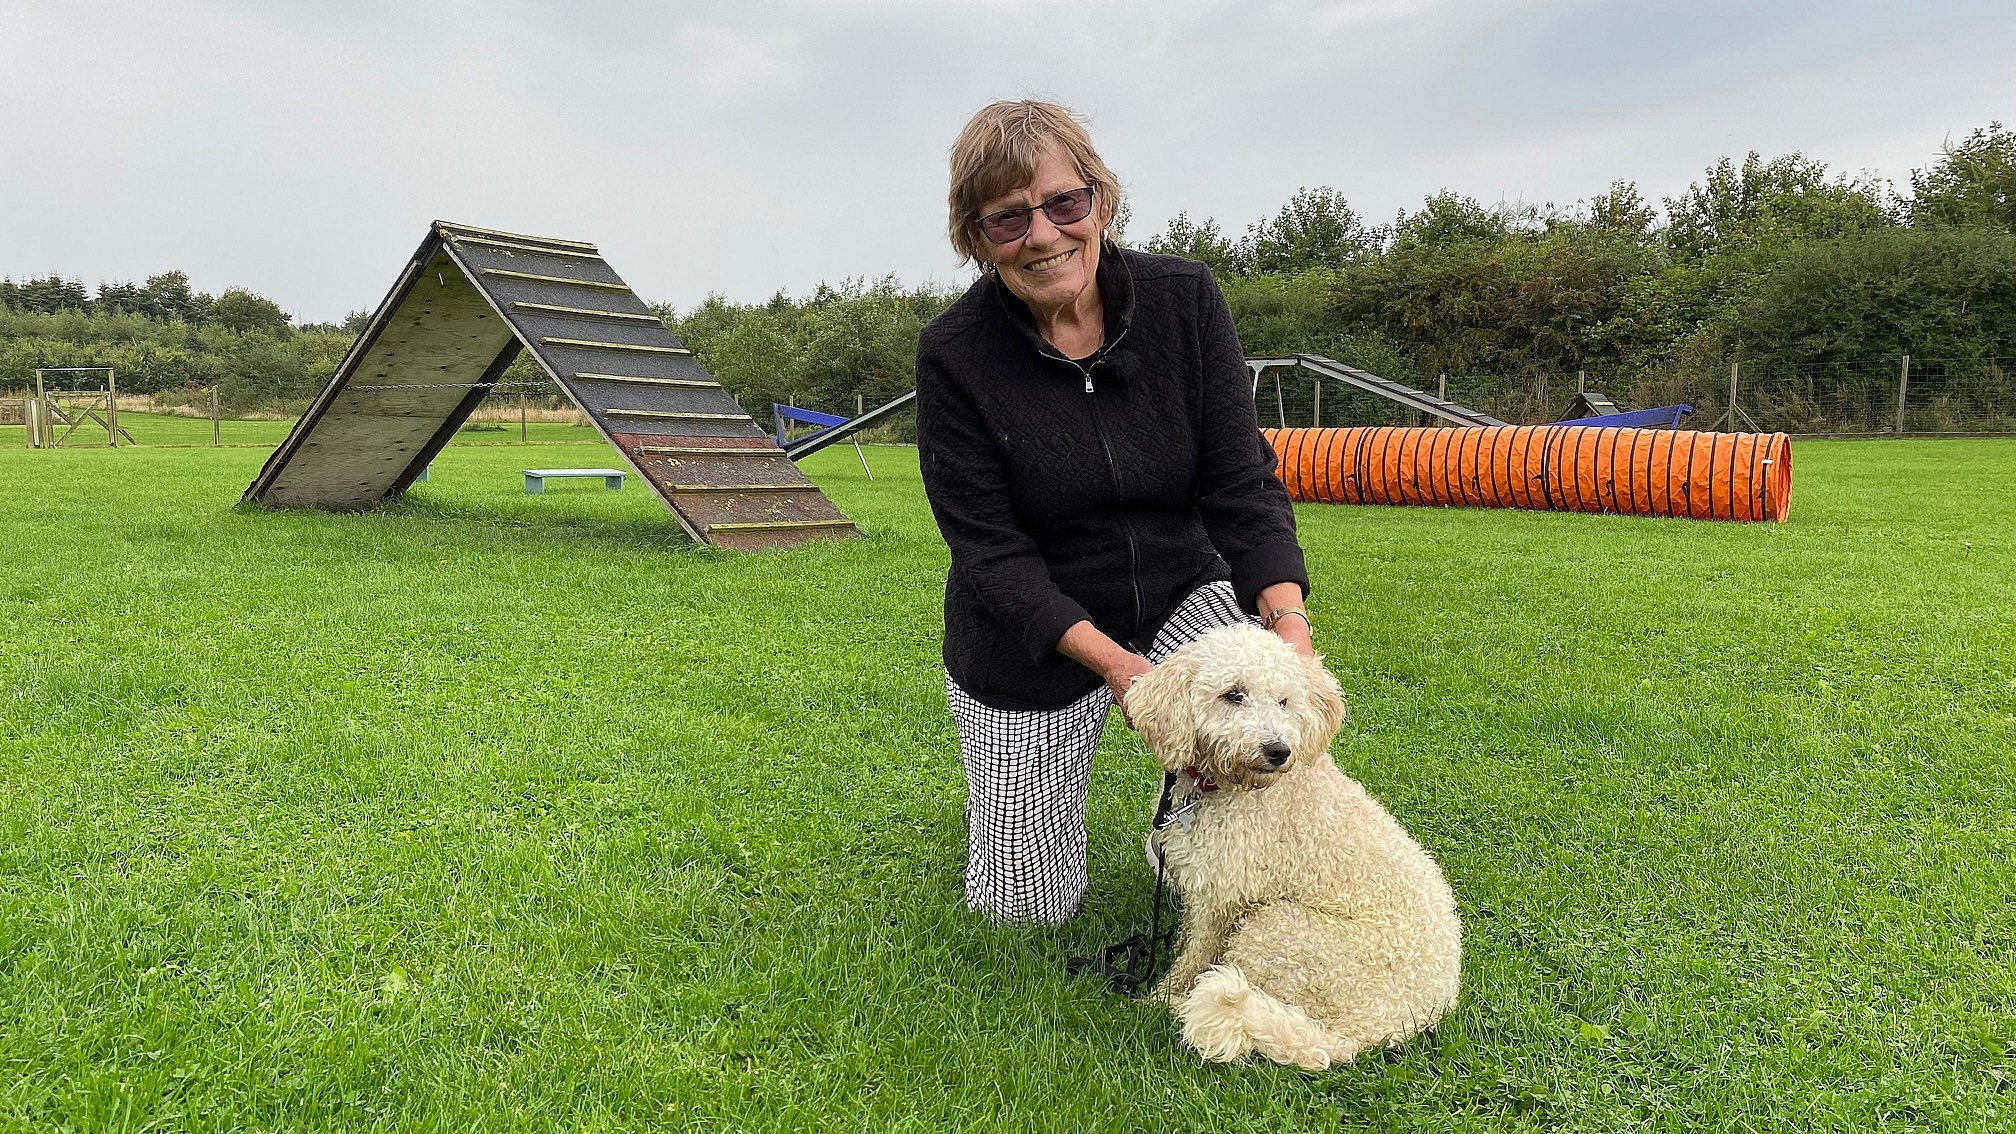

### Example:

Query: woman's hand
xmin=1057 ymin=620 xmax=1154 ymax=725
xmin=1099 ymin=651 xmax=1155 ymax=720
xmin=1257 ymin=582 xmax=1315 ymax=658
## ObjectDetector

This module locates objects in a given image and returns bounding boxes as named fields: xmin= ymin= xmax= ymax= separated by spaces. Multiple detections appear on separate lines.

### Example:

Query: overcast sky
xmin=5 ymin=1 xmax=2012 ymax=324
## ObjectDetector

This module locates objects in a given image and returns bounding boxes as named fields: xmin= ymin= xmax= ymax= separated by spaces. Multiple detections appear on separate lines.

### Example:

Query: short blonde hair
xmin=946 ymin=100 xmax=1122 ymax=267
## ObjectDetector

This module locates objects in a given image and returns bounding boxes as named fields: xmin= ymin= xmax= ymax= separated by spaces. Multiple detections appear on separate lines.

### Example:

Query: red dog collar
xmin=1184 ymin=767 xmax=1220 ymax=794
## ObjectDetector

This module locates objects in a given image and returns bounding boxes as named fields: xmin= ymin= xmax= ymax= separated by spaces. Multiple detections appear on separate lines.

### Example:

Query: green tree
xmin=209 ymin=288 xmax=293 ymax=335
xmin=1909 ymin=123 xmax=2016 ymax=230
xmin=1245 ymin=187 xmax=1377 ymax=274
xmin=1576 ymin=181 xmax=1660 ymax=245
xmin=140 ymin=271 xmax=208 ymax=323
xmin=1664 ymin=152 xmax=1893 ymax=263
xmin=1390 ymin=192 xmax=1513 ymax=252
xmin=213 ymin=332 xmax=310 ymax=409
xmin=1716 ymin=224 xmax=2016 ymax=369
xmin=1140 ymin=212 xmax=1247 ymax=275
xmin=1333 ymin=226 xmax=1655 ymax=380
xmin=10 ymin=276 xmax=93 ymax=314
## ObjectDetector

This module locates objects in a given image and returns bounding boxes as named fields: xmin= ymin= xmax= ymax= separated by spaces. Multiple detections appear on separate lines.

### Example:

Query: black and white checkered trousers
xmin=945 ymin=581 xmax=1256 ymax=924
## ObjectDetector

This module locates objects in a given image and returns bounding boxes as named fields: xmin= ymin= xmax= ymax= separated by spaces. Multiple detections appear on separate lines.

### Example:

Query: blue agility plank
xmin=1548 ymin=404 xmax=1693 ymax=430
xmin=772 ymin=404 xmax=850 ymax=448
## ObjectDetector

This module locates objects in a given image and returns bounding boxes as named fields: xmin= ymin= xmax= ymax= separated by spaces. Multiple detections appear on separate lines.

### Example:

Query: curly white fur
xmin=1124 ymin=623 xmax=1461 ymax=1071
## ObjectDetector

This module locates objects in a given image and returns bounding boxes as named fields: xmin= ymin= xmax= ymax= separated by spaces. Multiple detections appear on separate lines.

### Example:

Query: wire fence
xmin=1250 ymin=355 xmax=2016 ymax=436
xmin=7 ymin=353 xmax=2014 ymax=450
xmin=0 ymin=380 xmax=593 ymax=449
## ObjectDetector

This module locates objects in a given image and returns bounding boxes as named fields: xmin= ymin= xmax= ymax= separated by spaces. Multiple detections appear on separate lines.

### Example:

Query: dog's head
xmin=1124 ymin=623 xmax=1346 ymax=790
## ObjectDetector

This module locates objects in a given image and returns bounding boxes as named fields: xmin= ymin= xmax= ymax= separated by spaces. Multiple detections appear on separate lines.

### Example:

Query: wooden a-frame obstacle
xmin=243 ymin=221 xmax=859 ymax=550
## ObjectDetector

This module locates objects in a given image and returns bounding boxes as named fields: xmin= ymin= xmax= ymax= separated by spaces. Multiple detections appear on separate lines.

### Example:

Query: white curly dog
xmin=1124 ymin=623 xmax=1461 ymax=1070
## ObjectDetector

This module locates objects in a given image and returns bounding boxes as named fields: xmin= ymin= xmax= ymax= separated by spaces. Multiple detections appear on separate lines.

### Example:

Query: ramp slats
xmin=242 ymin=220 xmax=859 ymax=548
xmin=541 ymin=337 xmax=693 ymax=354
xmin=574 ymin=373 xmax=719 ymax=388
xmin=511 ymin=302 xmax=664 ymax=323
xmin=480 ymin=268 xmax=631 ymax=292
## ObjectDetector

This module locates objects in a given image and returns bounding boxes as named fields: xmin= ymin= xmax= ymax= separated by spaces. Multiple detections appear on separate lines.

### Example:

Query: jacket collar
xmin=986 ymin=240 xmax=1137 ymax=384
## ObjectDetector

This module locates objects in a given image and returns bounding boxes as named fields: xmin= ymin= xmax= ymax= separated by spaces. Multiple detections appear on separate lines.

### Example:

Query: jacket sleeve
xmin=916 ymin=343 xmax=1092 ymax=661
xmin=1190 ymin=268 xmax=1310 ymax=612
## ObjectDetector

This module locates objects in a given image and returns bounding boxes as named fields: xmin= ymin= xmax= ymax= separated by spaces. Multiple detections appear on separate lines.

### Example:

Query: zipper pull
xmin=1084 ymin=373 xmax=1095 ymax=394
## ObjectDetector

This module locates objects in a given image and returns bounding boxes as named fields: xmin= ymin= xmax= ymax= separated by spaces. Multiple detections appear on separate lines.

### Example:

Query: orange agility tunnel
xmin=1264 ymin=425 xmax=1793 ymax=522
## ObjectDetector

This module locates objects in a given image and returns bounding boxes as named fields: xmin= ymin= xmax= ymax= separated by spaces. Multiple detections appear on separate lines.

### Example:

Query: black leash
xmin=1067 ymin=772 xmax=1179 ymax=995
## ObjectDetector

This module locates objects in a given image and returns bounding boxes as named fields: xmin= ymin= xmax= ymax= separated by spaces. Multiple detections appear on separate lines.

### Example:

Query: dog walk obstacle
xmin=1247 ymin=354 xmax=1508 ymax=428
xmin=1553 ymin=390 xmax=1693 ymax=430
xmin=779 ymin=390 xmax=917 ymax=461
xmin=242 ymin=221 xmax=859 ymax=551
xmin=1265 ymin=425 xmax=1793 ymax=522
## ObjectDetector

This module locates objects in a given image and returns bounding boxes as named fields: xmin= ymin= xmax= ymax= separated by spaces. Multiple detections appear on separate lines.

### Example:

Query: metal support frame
xmin=1245 ymin=354 xmax=1505 ymax=428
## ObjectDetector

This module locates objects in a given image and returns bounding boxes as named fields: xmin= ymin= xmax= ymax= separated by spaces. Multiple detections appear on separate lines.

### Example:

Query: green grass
xmin=1 ymin=438 xmax=2011 ymax=1132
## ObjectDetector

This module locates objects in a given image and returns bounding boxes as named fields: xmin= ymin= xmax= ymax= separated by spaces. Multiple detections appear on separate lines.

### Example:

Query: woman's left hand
xmin=1271 ymin=613 xmax=1314 ymax=658
xmin=1256 ymin=582 xmax=1315 ymax=658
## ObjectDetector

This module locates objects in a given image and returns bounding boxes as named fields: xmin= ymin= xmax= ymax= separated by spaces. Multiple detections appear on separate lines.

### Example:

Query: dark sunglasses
xmin=974 ymin=186 xmax=1097 ymax=245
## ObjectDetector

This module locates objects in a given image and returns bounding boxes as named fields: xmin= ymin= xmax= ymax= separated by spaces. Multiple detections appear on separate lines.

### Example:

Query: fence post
xmin=1311 ymin=378 xmax=1320 ymax=427
xmin=22 ymin=397 xmax=34 ymax=449
xmin=1729 ymin=361 xmax=1739 ymax=430
xmin=34 ymin=369 xmax=47 ymax=448
xmin=520 ymin=393 xmax=528 ymax=442
xmin=1577 ymin=369 xmax=1586 ymax=394
xmin=106 ymin=370 xmax=118 ymax=448
xmin=1895 ymin=354 xmax=1910 ymax=435
xmin=211 ymin=387 xmax=221 ymax=447
xmin=1438 ymin=373 xmax=1447 ymax=402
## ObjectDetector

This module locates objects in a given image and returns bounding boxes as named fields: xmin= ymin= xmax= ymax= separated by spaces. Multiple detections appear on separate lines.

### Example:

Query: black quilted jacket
xmin=916 ymin=246 xmax=1308 ymax=710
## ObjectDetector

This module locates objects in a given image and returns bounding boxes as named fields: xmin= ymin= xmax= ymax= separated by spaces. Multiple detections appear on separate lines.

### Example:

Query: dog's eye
xmin=1220 ymin=687 xmax=1246 ymax=704
xmin=1279 ymin=698 xmax=1290 ymax=708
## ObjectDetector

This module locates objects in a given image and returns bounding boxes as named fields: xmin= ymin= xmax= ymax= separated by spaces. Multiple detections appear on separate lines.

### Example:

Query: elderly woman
xmin=917 ymin=100 xmax=1313 ymax=924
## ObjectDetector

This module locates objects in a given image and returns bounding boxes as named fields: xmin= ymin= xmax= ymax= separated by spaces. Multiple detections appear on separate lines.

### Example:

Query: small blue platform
xmin=523 ymin=468 xmax=625 ymax=494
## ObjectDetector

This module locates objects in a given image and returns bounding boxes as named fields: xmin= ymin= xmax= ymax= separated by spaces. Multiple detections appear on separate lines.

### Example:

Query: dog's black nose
xmin=1260 ymin=741 xmax=1291 ymax=769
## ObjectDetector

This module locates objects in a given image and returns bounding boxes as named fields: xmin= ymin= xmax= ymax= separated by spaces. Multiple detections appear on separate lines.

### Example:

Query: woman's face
xmin=977 ymin=146 xmax=1107 ymax=320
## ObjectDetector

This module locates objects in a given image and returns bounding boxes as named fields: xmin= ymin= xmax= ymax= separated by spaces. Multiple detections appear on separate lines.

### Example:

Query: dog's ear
xmin=1124 ymin=654 xmax=1197 ymax=772
xmin=1299 ymin=651 xmax=1347 ymax=751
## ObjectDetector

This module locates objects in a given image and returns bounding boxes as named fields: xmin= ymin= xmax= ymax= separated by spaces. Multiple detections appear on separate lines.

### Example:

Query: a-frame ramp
xmin=243 ymin=221 xmax=859 ymax=551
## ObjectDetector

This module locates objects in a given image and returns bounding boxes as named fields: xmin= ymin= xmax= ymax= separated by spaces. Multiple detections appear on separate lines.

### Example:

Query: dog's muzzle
xmin=1259 ymin=740 xmax=1291 ymax=770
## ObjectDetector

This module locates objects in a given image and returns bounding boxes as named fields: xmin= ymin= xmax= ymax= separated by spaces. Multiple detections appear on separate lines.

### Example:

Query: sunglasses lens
xmin=1044 ymin=188 xmax=1093 ymax=226
xmin=979 ymin=209 xmax=1031 ymax=244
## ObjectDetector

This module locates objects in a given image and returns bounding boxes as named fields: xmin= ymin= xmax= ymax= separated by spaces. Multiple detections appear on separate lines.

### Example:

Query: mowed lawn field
xmin=0 ymin=437 xmax=2010 ymax=1132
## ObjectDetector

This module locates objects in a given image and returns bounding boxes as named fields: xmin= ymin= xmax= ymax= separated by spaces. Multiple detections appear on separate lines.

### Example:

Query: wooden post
xmin=22 ymin=397 xmax=34 ymax=449
xmin=520 ymin=393 xmax=529 ymax=442
xmin=1438 ymin=372 xmax=1447 ymax=402
xmin=1311 ymin=379 xmax=1320 ymax=427
xmin=106 ymin=370 xmax=118 ymax=447
xmin=1577 ymin=369 xmax=1586 ymax=394
xmin=211 ymin=386 xmax=221 ymax=447
xmin=34 ymin=369 xmax=46 ymax=449
xmin=1894 ymin=354 xmax=1910 ymax=435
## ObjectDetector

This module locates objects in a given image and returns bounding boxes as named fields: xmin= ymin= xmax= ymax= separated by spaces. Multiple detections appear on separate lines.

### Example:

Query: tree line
xmin=6 ymin=123 xmax=2012 ymax=425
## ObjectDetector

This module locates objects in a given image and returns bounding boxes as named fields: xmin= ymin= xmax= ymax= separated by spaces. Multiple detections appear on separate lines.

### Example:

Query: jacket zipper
xmin=1072 ymin=353 xmax=1143 ymax=643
